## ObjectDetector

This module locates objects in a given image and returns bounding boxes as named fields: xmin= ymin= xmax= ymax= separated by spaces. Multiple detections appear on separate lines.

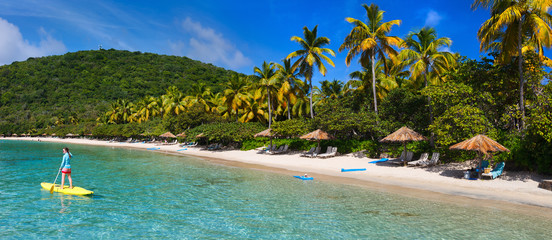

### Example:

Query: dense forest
xmin=0 ymin=49 xmax=238 ymax=132
xmin=1 ymin=1 xmax=552 ymax=174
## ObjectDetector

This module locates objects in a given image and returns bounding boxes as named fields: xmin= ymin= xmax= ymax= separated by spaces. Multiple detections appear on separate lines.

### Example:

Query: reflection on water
xmin=2 ymin=140 xmax=552 ymax=239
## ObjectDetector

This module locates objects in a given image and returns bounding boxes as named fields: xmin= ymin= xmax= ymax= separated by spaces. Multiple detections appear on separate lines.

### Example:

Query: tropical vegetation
xmin=1 ymin=1 xmax=552 ymax=174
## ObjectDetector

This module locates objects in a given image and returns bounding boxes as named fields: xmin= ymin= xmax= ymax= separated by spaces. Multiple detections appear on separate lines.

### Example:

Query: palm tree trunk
xmin=371 ymin=54 xmax=378 ymax=115
xmin=518 ymin=19 xmax=525 ymax=131
xmin=425 ymin=73 xmax=435 ymax=148
xmin=309 ymin=77 xmax=314 ymax=118
xmin=267 ymin=86 xmax=272 ymax=128
xmin=286 ymin=96 xmax=291 ymax=120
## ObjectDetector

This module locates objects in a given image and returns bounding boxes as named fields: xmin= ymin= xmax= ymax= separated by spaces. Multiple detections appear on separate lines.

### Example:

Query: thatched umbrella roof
xmin=195 ymin=133 xmax=205 ymax=138
xmin=380 ymin=126 xmax=427 ymax=143
xmin=176 ymin=132 xmax=186 ymax=137
xmin=449 ymin=134 xmax=509 ymax=154
xmin=300 ymin=129 xmax=333 ymax=148
xmin=66 ymin=133 xmax=79 ymax=137
xmin=12 ymin=133 xmax=18 ymax=137
xmin=254 ymin=128 xmax=275 ymax=138
xmin=159 ymin=132 xmax=177 ymax=138
xmin=380 ymin=127 xmax=427 ymax=166
xmin=300 ymin=129 xmax=333 ymax=141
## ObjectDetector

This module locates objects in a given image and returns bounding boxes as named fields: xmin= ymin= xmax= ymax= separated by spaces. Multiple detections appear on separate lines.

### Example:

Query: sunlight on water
xmin=1 ymin=140 xmax=551 ymax=239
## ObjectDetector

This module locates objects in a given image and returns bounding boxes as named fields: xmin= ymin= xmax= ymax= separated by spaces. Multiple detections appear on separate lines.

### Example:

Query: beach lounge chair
xmin=207 ymin=143 xmax=221 ymax=150
xmin=314 ymin=146 xmax=331 ymax=158
xmin=481 ymin=162 xmax=505 ymax=179
xmin=419 ymin=152 xmax=440 ymax=167
xmin=394 ymin=151 xmax=406 ymax=161
xmin=407 ymin=153 xmax=429 ymax=166
xmin=392 ymin=151 xmax=413 ymax=165
xmin=474 ymin=160 xmax=489 ymax=173
xmin=270 ymin=144 xmax=289 ymax=154
xmin=301 ymin=147 xmax=315 ymax=157
xmin=263 ymin=144 xmax=273 ymax=152
xmin=307 ymin=146 xmax=321 ymax=158
xmin=268 ymin=145 xmax=285 ymax=154
xmin=318 ymin=147 xmax=338 ymax=158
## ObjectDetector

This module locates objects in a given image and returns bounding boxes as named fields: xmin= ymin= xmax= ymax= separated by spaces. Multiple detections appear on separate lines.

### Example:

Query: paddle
xmin=50 ymin=168 xmax=62 ymax=194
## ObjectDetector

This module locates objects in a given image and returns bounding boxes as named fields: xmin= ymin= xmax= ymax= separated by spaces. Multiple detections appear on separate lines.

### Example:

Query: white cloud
xmin=439 ymin=46 xmax=452 ymax=52
xmin=0 ymin=17 xmax=66 ymax=65
xmin=175 ymin=17 xmax=252 ymax=70
xmin=424 ymin=10 xmax=442 ymax=27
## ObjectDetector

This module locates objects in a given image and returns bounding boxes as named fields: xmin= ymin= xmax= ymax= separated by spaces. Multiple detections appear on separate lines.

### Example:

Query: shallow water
xmin=1 ymin=140 xmax=551 ymax=239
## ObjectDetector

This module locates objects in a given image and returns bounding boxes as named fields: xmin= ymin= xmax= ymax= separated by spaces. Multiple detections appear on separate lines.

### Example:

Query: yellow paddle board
xmin=41 ymin=182 xmax=94 ymax=195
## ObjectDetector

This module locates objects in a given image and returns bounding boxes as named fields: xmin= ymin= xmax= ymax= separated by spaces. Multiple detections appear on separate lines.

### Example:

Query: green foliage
xmin=380 ymin=87 xmax=428 ymax=134
xmin=272 ymin=118 xmax=312 ymax=137
xmin=164 ymin=104 xmax=226 ymax=134
xmin=429 ymin=105 xmax=497 ymax=147
xmin=184 ymin=122 xmax=265 ymax=145
xmin=0 ymin=49 xmax=237 ymax=133
xmin=314 ymin=97 xmax=385 ymax=140
xmin=92 ymin=120 xmax=165 ymax=138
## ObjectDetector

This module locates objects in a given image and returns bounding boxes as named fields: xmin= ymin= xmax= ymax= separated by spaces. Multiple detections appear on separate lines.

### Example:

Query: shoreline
xmin=5 ymin=137 xmax=552 ymax=215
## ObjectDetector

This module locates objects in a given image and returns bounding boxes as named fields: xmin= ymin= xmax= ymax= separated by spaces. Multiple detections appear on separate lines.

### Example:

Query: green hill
xmin=0 ymin=49 xmax=239 ymax=133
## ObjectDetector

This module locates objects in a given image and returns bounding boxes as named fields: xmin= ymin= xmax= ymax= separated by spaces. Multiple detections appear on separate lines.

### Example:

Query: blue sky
xmin=0 ymin=0 xmax=492 ymax=85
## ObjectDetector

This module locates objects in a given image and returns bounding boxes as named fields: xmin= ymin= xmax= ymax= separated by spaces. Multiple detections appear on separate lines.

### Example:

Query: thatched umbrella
xmin=159 ymin=132 xmax=177 ymax=138
xmin=380 ymin=126 xmax=427 ymax=166
xmin=176 ymin=132 xmax=186 ymax=138
xmin=255 ymin=128 xmax=277 ymax=150
xmin=66 ymin=133 xmax=79 ymax=137
xmin=449 ymin=134 xmax=510 ymax=177
xmin=300 ymin=129 xmax=333 ymax=148
xmin=195 ymin=133 xmax=205 ymax=138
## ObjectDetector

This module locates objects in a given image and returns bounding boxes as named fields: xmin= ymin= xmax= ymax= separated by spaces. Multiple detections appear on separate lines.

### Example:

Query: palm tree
xmin=239 ymin=95 xmax=267 ymax=123
xmin=287 ymin=25 xmax=336 ymax=118
xmin=472 ymin=0 xmax=552 ymax=130
xmin=184 ymin=82 xmax=213 ymax=112
xmin=222 ymin=74 xmax=250 ymax=122
xmin=276 ymin=59 xmax=303 ymax=119
xmin=106 ymin=99 xmax=133 ymax=124
xmin=132 ymin=96 xmax=160 ymax=123
xmin=345 ymin=57 xmax=404 ymax=100
xmin=399 ymin=27 xmax=457 ymax=146
xmin=252 ymin=61 xmax=279 ymax=127
xmin=161 ymin=86 xmax=185 ymax=118
xmin=319 ymin=79 xmax=344 ymax=100
xmin=339 ymin=3 xmax=401 ymax=115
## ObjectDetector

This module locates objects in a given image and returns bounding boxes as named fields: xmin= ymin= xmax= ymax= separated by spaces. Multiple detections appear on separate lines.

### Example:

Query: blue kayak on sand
xmin=369 ymin=158 xmax=388 ymax=163
xmin=341 ymin=168 xmax=366 ymax=172
xmin=147 ymin=147 xmax=160 ymax=150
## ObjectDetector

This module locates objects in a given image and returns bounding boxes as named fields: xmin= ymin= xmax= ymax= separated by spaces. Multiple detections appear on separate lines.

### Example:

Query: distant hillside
xmin=0 ymin=49 xmax=239 ymax=132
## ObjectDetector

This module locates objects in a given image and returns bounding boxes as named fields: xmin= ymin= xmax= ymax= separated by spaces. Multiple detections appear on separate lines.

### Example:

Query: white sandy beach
xmin=5 ymin=137 xmax=552 ymax=213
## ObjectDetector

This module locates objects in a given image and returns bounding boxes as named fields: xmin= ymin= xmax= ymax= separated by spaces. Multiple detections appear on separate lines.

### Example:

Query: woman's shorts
xmin=61 ymin=168 xmax=71 ymax=174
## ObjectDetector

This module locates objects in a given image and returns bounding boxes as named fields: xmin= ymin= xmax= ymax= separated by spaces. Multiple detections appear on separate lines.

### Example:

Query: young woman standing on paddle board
xmin=60 ymin=147 xmax=73 ymax=189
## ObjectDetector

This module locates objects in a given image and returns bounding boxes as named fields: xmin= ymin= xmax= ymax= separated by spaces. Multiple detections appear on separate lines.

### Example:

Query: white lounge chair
xmin=306 ymin=146 xmax=321 ymax=158
xmin=419 ymin=153 xmax=440 ymax=167
xmin=407 ymin=153 xmax=429 ymax=166
xmin=313 ymin=146 xmax=332 ymax=158
xmin=318 ymin=147 xmax=338 ymax=158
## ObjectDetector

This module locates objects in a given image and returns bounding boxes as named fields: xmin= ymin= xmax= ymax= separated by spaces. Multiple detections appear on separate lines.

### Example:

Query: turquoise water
xmin=1 ymin=140 xmax=551 ymax=239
